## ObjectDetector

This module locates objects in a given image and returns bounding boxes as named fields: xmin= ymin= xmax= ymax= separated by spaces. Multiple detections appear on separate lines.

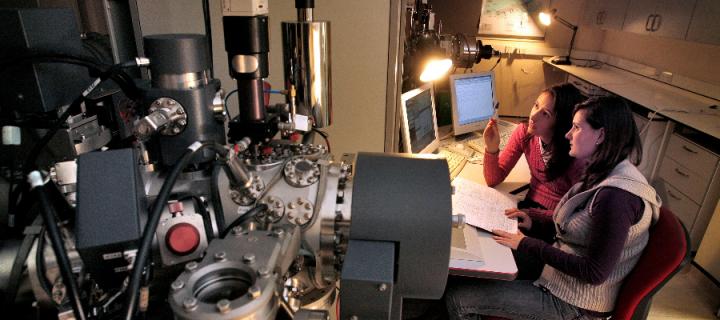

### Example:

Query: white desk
xmin=445 ymin=135 xmax=531 ymax=280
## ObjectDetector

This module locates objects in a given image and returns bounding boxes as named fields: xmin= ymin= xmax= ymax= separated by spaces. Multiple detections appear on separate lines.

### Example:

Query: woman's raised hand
xmin=483 ymin=118 xmax=500 ymax=154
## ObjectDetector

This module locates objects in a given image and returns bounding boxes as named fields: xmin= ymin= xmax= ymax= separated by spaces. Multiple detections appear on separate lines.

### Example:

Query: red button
xmin=165 ymin=223 xmax=200 ymax=256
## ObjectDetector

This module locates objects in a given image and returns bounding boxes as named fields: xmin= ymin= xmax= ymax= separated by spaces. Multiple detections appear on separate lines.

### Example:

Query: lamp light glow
xmin=539 ymin=11 xmax=552 ymax=26
xmin=419 ymin=58 xmax=452 ymax=82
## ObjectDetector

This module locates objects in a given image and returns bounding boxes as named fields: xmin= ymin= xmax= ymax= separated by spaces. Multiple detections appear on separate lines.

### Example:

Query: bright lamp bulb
xmin=419 ymin=58 xmax=452 ymax=82
xmin=539 ymin=12 xmax=552 ymax=26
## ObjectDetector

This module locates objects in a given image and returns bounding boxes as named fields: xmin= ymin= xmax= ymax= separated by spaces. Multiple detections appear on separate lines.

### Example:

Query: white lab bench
xmin=544 ymin=57 xmax=720 ymax=252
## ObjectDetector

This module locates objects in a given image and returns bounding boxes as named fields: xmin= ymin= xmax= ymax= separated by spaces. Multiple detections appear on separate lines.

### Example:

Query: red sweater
xmin=484 ymin=123 xmax=583 ymax=212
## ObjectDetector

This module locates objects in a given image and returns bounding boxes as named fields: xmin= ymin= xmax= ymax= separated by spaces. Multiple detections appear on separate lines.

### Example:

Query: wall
xmin=136 ymin=0 xmax=389 ymax=158
xmin=430 ymin=0 xmax=602 ymax=117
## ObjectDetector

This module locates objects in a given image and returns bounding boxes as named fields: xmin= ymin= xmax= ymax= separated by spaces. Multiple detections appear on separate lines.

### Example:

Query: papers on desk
xmin=452 ymin=177 xmax=518 ymax=234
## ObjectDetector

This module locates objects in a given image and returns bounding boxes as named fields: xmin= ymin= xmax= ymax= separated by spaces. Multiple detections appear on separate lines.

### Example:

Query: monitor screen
xmin=400 ymin=83 xmax=440 ymax=154
xmin=449 ymin=72 xmax=496 ymax=136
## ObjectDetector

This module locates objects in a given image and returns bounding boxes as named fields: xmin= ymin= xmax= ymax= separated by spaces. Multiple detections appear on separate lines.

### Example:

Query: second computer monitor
xmin=400 ymin=83 xmax=440 ymax=154
xmin=449 ymin=71 xmax=497 ymax=136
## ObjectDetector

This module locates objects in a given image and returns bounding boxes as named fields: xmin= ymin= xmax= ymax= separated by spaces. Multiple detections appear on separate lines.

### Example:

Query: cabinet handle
xmin=652 ymin=14 xmax=662 ymax=31
xmin=674 ymin=167 xmax=689 ymax=177
xmin=597 ymin=11 xmax=606 ymax=25
xmin=645 ymin=14 xmax=653 ymax=31
xmin=667 ymin=189 xmax=682 ymax=201
xmin=682 ymin=145 xmax=698 ymax=154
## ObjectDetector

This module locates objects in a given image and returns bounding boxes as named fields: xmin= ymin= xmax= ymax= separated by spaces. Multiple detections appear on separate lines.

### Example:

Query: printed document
xmin=452 ymin=177 xmax=518 ymax=234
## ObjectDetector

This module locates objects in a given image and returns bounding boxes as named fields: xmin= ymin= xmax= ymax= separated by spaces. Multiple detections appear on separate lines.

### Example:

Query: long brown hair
xmin=524 ymin=83 xmax=585 ymax=180
xmin=574 ymin=96 xmax=642 ymax=191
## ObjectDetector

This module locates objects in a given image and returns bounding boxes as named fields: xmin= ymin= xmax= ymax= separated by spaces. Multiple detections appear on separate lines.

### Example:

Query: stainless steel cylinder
xmin=281 ymin=21 xmax=332 ymax=128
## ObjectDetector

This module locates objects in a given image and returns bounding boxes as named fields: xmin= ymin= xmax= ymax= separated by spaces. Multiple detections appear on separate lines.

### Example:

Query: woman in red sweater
xmin=483 ymin=83 xmax=585 ymax=212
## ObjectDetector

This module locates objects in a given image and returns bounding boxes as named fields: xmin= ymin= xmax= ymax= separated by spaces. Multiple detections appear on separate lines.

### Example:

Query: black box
xmin=76 ymin=148 xmax=147 ymax=287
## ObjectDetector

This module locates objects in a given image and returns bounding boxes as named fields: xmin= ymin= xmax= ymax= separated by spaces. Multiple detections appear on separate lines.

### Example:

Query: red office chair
xmin=612 ymin=206 xmax=690 ymax=320
xmin=483 ymin=207 xmax=690 ymax=320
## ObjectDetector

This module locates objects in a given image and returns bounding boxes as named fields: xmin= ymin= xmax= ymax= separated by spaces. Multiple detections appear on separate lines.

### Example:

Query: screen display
xmin=406 ymin=89 xmax=437 ymax=153
xmin=454 ymin=75 xmax=494 ymax=125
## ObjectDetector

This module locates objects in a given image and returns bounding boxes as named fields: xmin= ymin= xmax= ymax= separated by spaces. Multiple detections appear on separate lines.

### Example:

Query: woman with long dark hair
xmin=483 ymin=83 xmax=585 ymax=212
xmin=446 ymin=96 xmax=661 ymax=320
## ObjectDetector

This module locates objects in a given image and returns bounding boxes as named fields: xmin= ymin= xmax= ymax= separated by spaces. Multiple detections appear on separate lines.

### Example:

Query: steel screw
xmin=183 ymin=297 xmax=198 ymax=311
xmin=243 ymin=253 xmax=256 ymax=263
xmin=216 ymin=299 xmax=230 ymax=313
xmin=378 ymin=283 xmax=387 ymax=292
xmin=214 ymin=251 xmax=227 ymax=261
xmin=232 ymin=226 xmax=244 ymax=235
xmin=185 ymin=261 xmax=198 ymax=272
xmin=171 ymin=280 xmax=184 ymax=291
xmin=248 ymin=285 xmax=262 ymax=299
xmin=258 ymin=266 xmax=271 ymax=278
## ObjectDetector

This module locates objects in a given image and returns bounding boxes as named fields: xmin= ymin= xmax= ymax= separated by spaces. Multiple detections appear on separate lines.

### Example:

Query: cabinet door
xmin=623 ymin=0 xmax=657 ymax=35
xmin=686 ymin=0 xmax=720 ymax=45
xmin=583 ymin=0 xmax=630 ymax=30
xmin=601 ymin=0 xmax=631 ymax=30
xmin=582 ymin=0 xmax=603 ymax=27
xmin=652 ymin=0 xmax=696 ymax=39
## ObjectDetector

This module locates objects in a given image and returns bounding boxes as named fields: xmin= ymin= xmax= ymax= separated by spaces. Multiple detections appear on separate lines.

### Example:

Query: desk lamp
xmin=539 ymin=9 xmax=578 ymax=65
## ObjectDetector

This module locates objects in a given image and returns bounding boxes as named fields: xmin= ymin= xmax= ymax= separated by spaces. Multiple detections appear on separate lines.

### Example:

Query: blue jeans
xmin=445 ymin=278 xmax=601 ymax=320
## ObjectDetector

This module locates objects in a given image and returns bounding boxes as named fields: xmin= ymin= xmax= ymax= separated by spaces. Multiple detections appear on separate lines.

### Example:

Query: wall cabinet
xmin=582 ymin=0 xmax=630 ymax=31
xmin=623 ymin=0 xmax=696 ymax=39
xmin=686 ymin=0 xmax=720 ymax=45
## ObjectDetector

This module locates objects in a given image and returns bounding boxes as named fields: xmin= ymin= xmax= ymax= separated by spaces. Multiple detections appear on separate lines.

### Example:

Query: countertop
xmin=543 ymin=57 xmax=720 ymax=140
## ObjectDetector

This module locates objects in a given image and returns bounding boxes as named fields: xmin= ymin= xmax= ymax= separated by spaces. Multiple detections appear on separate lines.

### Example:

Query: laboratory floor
xmin=648 ymin=264 xmax=720 ymax=319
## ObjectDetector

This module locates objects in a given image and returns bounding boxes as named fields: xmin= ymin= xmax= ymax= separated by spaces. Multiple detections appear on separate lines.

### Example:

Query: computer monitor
xmin=449 ymin=71 xmax=497 ymax=136
xmin=400 ymin=83 xmax=440 ymax=154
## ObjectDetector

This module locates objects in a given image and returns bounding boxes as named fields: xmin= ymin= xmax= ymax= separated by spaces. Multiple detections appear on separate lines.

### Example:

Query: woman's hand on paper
xmin=492 ymin=229 xmax=525 ymax=250
xmin=505 ymin=208 xmax=531 ymax=230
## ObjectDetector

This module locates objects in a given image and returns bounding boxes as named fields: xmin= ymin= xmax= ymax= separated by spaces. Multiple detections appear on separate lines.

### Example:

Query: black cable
xmin=177 ymin=195 xmax=215 ymax=242
xmin=220 ymin=204 xmax=268 ymax=238
xmin=210 ymin=161 xmax=226 ymax=233
xmin=35 ymin=228 xmax=54 ymax=298
xmin=224 ymin=89 xmax=238 ymax=119
xmin=21 ymin=58 xmax=143 ymax=175
xmin=313 ymin=129 xmax=331 ymax=153
xmin=29 ymin=172 xmax=86 ymax=320
xmin=123 ymin=142 xmax=227 ymax=320
xmin=489 ymin=55 xmax=502 ymax=72
xmin=3 ymin=216 xmax=42 ymax=308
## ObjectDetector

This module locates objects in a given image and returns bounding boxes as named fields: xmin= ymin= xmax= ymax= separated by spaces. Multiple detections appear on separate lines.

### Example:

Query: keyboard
xmin=466 ymin=120 xmax=517 ymax=156
xmin=438 ymin=149 xmax=468 ymax=181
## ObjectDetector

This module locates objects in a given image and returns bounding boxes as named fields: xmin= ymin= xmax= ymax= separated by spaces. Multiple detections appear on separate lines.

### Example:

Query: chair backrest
xmin=613 ymin=206 xmax=691 ymax=320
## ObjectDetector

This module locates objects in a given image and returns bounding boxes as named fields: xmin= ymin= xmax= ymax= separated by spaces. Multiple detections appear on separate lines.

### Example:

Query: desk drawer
xmin=658 ymin=157 xmax=710 ymax=204
xmin=660 ymin=180 xmax=700 ymax=231
xmin=665 ymin=134 xmax=718 ymax=178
